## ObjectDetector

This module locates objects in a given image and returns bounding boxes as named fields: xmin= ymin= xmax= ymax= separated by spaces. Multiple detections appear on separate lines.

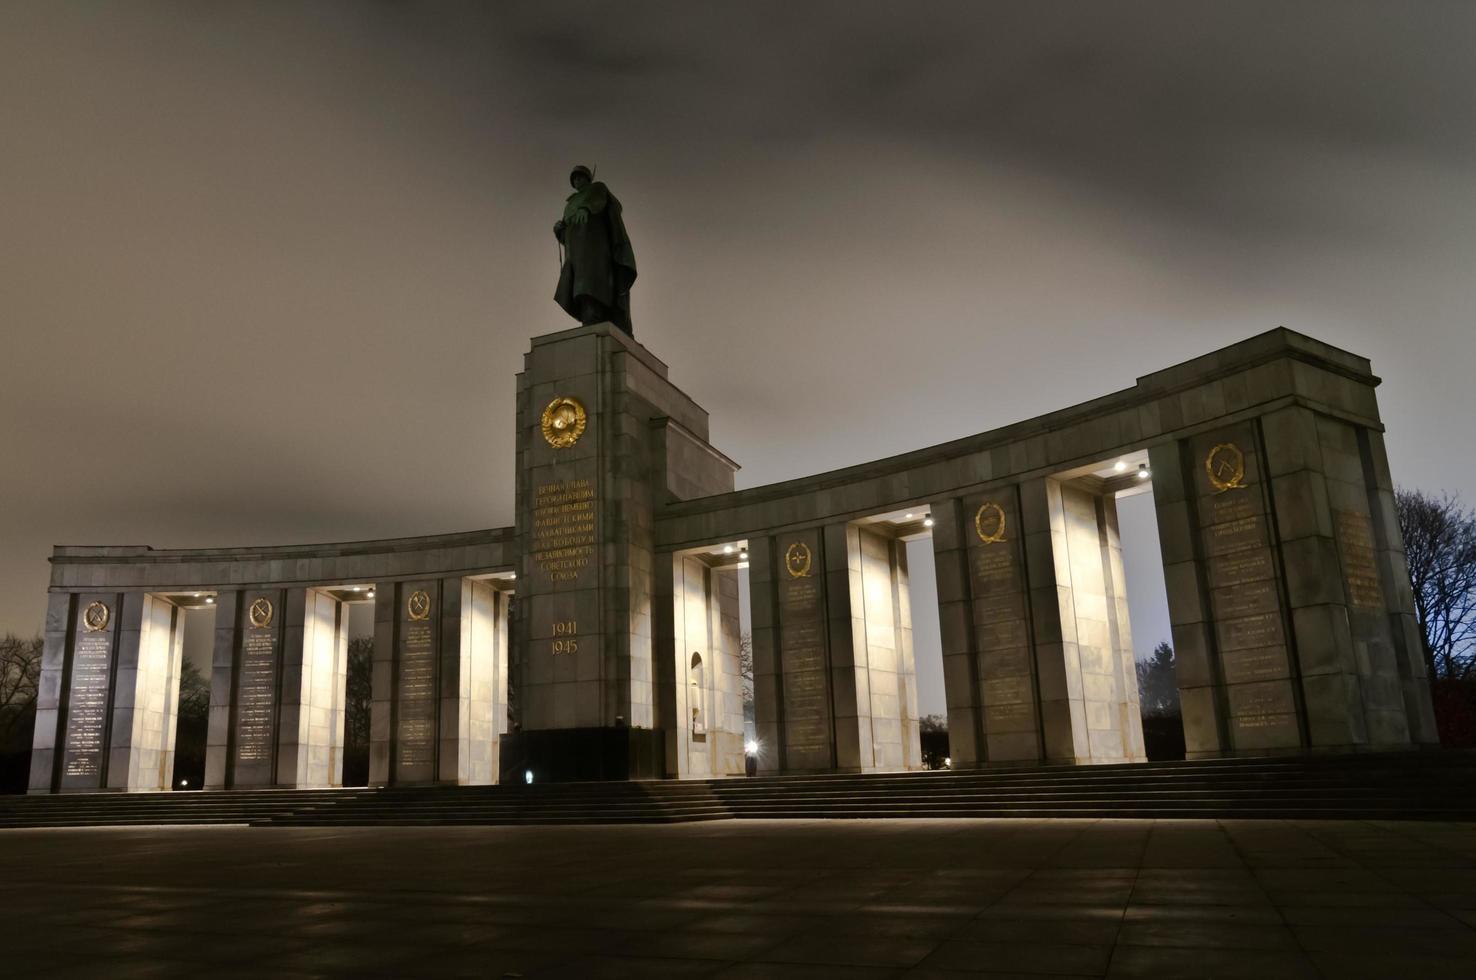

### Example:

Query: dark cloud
xmin=3 ymin=2 xmax=1474 ymax=711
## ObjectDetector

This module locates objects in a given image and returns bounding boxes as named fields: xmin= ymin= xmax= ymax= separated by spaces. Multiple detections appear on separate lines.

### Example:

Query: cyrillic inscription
xmin=1335 ymin=509 xmax=1384 ymax=609
xmin=533 ymin=478 xmax=595 ymax=584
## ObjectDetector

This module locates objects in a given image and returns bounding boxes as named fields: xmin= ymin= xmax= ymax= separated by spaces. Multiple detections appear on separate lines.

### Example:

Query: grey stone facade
xmin=27 ymin=326 xmax=1439 ymax=792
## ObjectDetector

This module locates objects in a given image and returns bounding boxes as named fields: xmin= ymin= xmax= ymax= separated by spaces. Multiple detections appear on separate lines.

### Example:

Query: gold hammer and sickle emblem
xmin=1205 ymin=442 xmax=1247 ymax=493
xmin=248 ymin=597 xmax=274 ymax=629
xmin=407 ymin=589 xmax=432 ymax=621
xmin=82 ymin=600 xmax=110 ymax=632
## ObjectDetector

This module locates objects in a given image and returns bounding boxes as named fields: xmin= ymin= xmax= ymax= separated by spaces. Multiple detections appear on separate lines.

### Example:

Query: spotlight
xmin=723 ymin=545 xmax=734 ymax=554
xmin=1114 ymin=460 xmax=1127 ymax=472
xmin=923 ymin=517 xmax=934 ymax=527
xmin=367 ymin=590 xmax=376 ymax=598
xmin=739 ymin=550 xmax=748 ymax=560
xmin=1137 ymin=463 xmax=1150 ymax=480
xmin=508 ymin=572 xmax=516 ymax=579
xmin=524 ymin=769 xmax=534 ymax=785
xmin=905 ymin=513 xmax=914 ymax=519
xmin=943 ymin=757 xmax=952 ymax=768
xmin=745 ymin=739 xmax=759 ymax=755
xmin=205 ymin=597 xmax=215 ymax=604
xmin=353 ymin=586 xmax=364 ymax=592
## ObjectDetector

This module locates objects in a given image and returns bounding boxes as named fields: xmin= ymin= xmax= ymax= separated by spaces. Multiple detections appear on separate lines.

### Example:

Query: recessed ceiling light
xmin=723 ymin=545 xmax=734 ymax=554
xmin=905 ymin=513 xmax=914 ymax=519
xmin=1114 ymin=460 xmax=1127 ymax=472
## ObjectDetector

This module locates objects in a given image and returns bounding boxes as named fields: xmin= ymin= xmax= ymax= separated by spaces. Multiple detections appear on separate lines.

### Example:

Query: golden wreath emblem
xmin=82 ymin=600 xmax=111 ymax=633
xmin=407 ymin=589 xmax=432 ymax=622
xmin=541 ymin=396 xmax=588 ymax=448
xmin=248 ymin=597 xmax=274 ymax=629
xmin=974 ymin=501 xmax=1007 ymax=544
xmin=1205 ymin=442 xmax=1247 ymax=493
xmin=784 ymin=542 xmax=813 ymax=579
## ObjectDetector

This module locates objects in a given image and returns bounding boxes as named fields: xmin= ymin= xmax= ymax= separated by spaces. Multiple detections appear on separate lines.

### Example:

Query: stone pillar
xmin=107 ymin=593 xmax=184 ymax=792
xmin=935 ymin=480 xmax=1145 ymax=768
xmin=276 ymin=588 xmax=348 ymax=789
xmin=506 ymin=323 xmax=732 ymax=780
xmin=1263 ymin=408 xmax=1439 ymax=749
xmin=930 ymin=499 xmax=986 ymax=767
xmin=437 ymin=576 xmax=508 ymax=786
xmin=832 ymin=524 xmax=921 ymax=772
xmin=664 ymin=553 xmax=746 ymax=778
xmin=47 ymin=591 xmax=129 ymax=792
xmin=368 ymin=587 xmax=394 ymax=787
xmin=225 ymin=588 xmax=288 ymax=787
xmin=1150 ymin=409 xmax=1435 ymax=759
xmin=203 ymin=591 xmax=238 ymax=790
xmin=748 ymin=536 xmax=785 ymax=775
xmin=28 ymin=592 xmax=76 ymax=793
xmin=751 ymin=523 xmax=922 ymax=775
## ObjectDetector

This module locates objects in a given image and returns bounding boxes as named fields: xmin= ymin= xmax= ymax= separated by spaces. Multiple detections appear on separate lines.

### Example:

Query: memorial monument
xmin=25 ymin=171 xmax=1440 ymax=792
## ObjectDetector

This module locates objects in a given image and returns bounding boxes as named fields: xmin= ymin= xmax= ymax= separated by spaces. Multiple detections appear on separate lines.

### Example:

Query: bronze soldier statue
xmin=554 ymin=165 xmax=636 ymax=336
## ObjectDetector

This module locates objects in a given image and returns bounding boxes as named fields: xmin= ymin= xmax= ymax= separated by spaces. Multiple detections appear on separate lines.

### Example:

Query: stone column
xmin=437 ymin=575 xmax=507 ymax=786
xmin=1153 ymin=420 xmax=1310 ymax=756
xmin=1262 ymin=407 xmax=1439 ymax=749
xmin=27 ymin=592 xmax=75 ymax=793
xmin=748 ymin=536 xmax=785 ymax=775
xmin=203 ymin=591 xmax=237 ymax=790
xmin=226 ymin=588 xmax=288 ymax=787
xmin=664 ymin=553 xmax=747 ymax=778
xmin=830 ymin=524 xmax=921 ymax=772
xmin=368 ymin=587 xmax=394 ymax=787
xmin=277 ymin=588 xmax=348 ymax=789
xmin=107 ymin=593 xmax=184 ymax=792
xmin=936 ymin=479 xmax=1145 ymax=768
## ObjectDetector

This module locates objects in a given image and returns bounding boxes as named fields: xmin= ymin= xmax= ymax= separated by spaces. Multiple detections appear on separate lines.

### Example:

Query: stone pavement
xmin=2 ymin=818 xmax=1475 ymax=978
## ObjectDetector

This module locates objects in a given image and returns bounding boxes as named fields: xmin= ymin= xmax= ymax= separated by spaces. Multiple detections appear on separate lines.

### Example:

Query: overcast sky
xmin=3 ymin=3 xmax=1474 ymax=714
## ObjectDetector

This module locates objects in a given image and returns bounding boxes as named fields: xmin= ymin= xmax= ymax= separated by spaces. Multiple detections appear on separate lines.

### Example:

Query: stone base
xmin=499 ymin=727 xmax=667 ymax=783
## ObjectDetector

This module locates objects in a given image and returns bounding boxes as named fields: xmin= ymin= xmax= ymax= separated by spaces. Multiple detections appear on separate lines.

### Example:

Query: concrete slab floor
xmin=2 ymin=819 xmax=1475 ymax=978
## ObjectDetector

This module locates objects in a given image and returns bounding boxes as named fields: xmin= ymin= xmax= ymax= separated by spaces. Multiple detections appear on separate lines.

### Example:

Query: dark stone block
xmin=499 ymin=726 xmax=667 ymax=782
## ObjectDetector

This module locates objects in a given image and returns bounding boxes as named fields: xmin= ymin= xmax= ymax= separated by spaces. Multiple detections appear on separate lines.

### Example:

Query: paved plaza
xmin=3 ymin=818 xmax=1476 ymax=978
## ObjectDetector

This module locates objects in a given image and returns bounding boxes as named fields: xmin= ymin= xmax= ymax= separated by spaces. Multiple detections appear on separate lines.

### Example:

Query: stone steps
xmin=3 ymin=753 xmax=1473 ymax=828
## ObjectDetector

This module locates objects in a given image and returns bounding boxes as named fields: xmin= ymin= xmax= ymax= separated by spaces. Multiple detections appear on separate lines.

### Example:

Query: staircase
xmin=3 ymin=753 xmax=1473 ymax=829
xmin=0 ymin=787 xmax=370 ymax=828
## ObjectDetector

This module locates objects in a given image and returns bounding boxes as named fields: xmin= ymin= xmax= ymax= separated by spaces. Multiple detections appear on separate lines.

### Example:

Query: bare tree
xmin=738 ymin=632 xmax=754 ymax=727
xmin=1396 ymin=488 xmax=1476 ymax=679
xmin=0 ymin=634 xmax=43 ymax=747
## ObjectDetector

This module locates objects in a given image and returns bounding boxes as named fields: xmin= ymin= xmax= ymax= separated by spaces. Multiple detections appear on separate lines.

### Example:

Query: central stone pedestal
xmin=510 ymin=323 xmax=736 ymax=781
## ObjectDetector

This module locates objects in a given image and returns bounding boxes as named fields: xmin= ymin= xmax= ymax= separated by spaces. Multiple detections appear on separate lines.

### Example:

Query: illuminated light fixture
xmin=181 ymin=779 xmax=189 ymax=787
xmin=944 ymin=757 xmax=952 ymax=768
xmin=723 ymin=545 xmax=734 ymax=554
xmin=1137 ymin=463 xmax=1151 ymax=480
xmin=739 ymin=550 xmax=749 ymax=560
xmin=508 ymin=572 xmax=516 ymax=579
xmin=367 ymin=590 xmax=376 ymax=598
xmin=905 ymin=512 xmax=914 ymax=519
xmin=923 ymin=516 xmax=935 ymax=527
xmin=353 ymin=586 xmax=365 ymax=592
xmin=745 ymin=739 xmax=759 ymax=755
xmin=205 ymin=597 xmax=215 ymax=604
xmin=1114 ymin=460 xmax=1127 ymax=473
xmin=524 ymin=769 xmax=534 ymax=785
